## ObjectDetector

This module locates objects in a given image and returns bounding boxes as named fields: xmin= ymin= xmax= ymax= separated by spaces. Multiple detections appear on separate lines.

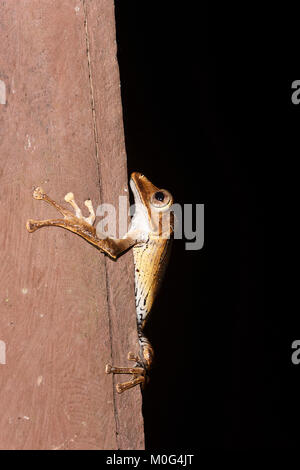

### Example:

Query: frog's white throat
xmin=128 ymin=178 xmax=151 ymax=241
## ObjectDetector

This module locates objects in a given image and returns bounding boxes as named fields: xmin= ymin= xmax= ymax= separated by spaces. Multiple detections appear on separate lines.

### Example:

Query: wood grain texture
xmin=0 ymin=0 xmax=144 ymax=450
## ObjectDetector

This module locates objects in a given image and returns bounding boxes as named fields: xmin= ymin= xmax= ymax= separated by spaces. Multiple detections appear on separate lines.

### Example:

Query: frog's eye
xmin=150 ymin=190 xmax=172 ymax=209
xmin=154 ymin=191 xmax=165 ymax=202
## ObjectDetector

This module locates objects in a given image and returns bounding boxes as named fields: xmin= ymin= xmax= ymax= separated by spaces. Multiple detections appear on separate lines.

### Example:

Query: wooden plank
xmin=0 ymin=0 xmax=144 ymax=450
xmin=84 ymin=0 xmax=145 ymax=450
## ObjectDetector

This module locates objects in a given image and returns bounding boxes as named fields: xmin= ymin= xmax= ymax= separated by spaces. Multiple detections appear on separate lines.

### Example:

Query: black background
xmin=113 ymin=2 xmax=296 ymax=450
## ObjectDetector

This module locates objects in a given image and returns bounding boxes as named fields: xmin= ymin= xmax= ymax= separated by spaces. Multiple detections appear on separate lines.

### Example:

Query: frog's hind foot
xmin=105 ymin=352 xmax=146 ymax=393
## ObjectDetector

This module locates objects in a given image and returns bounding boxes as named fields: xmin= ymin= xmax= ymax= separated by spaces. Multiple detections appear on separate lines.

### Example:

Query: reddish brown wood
xmin=0 ymin=0 xmax=144 ymax=450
